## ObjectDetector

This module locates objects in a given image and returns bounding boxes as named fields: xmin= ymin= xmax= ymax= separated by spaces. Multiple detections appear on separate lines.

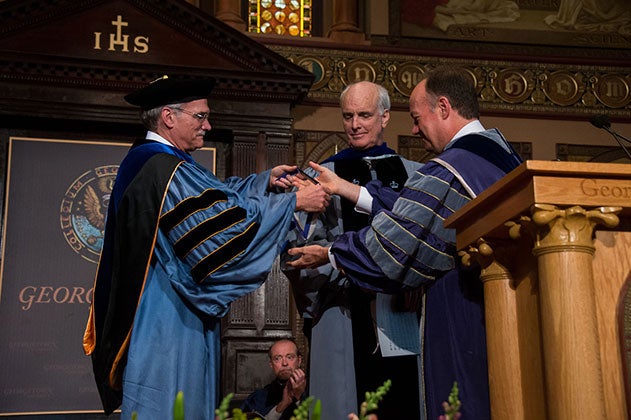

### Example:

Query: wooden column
xmin=444 ymin=161 xmax=631 ymax=420
xmin=593 ymin=231 xmax=631 ymax=420
xmin=462 ymin=237 xmax=545 ymax=420
xmin=530 ymin=204 xmax=620 ymax=420
xmin=327 ymin=0 xmax=367 ymax=43
xmin=215 ymin=0 xmax=246 ymax=31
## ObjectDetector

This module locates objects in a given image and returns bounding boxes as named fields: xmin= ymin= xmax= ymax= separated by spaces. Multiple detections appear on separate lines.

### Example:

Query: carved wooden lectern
xmin=444 ymin=160 xmax=631 ymax=420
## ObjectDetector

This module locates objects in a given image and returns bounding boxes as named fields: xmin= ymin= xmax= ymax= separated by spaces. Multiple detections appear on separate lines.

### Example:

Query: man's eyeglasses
xmin=271 ymin=353 xmax=297 ymax=363
xmin=171 ymin=107 xmax=209 ymax=122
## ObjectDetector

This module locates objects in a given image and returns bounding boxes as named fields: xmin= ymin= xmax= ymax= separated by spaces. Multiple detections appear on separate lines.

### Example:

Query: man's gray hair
xmin=139 ymin=102 xmax=183 ymax=131
xmin=340 ymin=81 xmax=391 ymax=114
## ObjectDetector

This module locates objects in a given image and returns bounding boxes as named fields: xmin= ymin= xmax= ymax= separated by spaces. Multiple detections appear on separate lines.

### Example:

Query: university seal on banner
xmin=59 ymin=166 xmax=118 ymax=263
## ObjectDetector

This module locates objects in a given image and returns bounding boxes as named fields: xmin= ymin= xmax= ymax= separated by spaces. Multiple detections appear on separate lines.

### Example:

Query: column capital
xmin=530 ymin=204 xmax=621 ymax=255
xmin=460 ymin=238 xmax=516 ymax=283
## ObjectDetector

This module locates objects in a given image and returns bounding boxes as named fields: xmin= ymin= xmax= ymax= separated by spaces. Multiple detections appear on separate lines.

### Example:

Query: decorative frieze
xmin=269 ymin=44 xmax=631 ymax=118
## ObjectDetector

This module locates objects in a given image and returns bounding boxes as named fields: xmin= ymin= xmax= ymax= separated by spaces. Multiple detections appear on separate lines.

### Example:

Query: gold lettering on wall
xmin=344 ymin=60 xmax=376 ymax=83
xmin=18 ymin=286 xmax=93 ymax=311
xmin=93 ymin=15 xmax=149 ymax=54
xmin=580 ymin=179 xmax=631 ymax=199
xmin=594 ymin=74 xmax=631 ymax=108
xmin=542 ymin=71 xmax=584 ymax=106
xmin=296 ymin=57 xmax=326 ymax=89
xmin=393 ymin=63 xmax=425 ymax=96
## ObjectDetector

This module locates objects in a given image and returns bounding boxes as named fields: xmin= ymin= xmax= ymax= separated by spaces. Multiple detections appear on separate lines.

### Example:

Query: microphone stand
xmin=612 ymin=131 xmax=631 ymax=145
xmin=601 ymin=126 xmax=631 ymax=160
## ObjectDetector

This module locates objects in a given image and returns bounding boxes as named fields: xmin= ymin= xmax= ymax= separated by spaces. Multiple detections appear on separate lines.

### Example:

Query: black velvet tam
xmin=124 ymin=76 xmax=215 ymax=110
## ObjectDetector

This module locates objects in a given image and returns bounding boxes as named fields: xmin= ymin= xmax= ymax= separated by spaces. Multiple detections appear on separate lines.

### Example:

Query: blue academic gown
xmin=331 ymin=129 xmax=523 ymax=420
xmin=84 ymin=140 xmax=296 ymax=419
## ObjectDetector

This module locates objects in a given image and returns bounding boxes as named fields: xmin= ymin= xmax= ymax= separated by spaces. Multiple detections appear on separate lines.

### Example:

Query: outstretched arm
xmin=308 ymin=161 xmax=361 ymax=205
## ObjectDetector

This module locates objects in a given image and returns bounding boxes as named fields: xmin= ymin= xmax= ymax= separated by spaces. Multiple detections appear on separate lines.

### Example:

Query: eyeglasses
xmin=171 ymin=107 xmax=209 ymax=122
xmin=271 ymin=353 xmax=297 ymax=364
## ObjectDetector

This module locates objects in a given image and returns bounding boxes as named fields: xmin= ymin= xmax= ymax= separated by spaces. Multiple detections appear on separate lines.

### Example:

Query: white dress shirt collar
xmin=146 ymin=130 xmax=175 ymax=147
xmin=444 ymin=120 xmax=485 ymax=150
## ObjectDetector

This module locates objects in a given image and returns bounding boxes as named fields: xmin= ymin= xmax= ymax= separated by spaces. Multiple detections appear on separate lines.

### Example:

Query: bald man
xmin=284 ymin=81 xmax=422 ymax=419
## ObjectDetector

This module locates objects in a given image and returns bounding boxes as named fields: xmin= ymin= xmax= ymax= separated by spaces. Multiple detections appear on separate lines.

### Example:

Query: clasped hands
xmin=270 ymin=162 xmax=330 ymax=213
xmin=271 ymin=162 xmax=346 ymax=270
xmin=271 ymin=161 xmax=343 ymax=195
xmin=272 ymin=160 xmax=359 ymax=215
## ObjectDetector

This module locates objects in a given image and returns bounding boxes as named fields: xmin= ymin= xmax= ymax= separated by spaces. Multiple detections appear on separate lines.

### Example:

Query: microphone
xmin=590 ymin=114 xmax=631 ymax=161
xmin=590 ymin=114 xmax=611 ymax=130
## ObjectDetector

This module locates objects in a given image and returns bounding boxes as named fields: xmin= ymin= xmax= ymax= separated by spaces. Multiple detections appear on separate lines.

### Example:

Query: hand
xmin=285 ymin=245 xmax=329 ymax=269
xmin=275 ymin=383 xmax=293 ymax=414
xmin=277 ymin=368 xmax=306 ymax=413
xmin=287 ymin=368 xmax=306 ymax=401
xmin=270 ymin=165 xmax=298 ymax=189
xmin=305 ymin=161 xmax=337 ymax=194
xmin=294 ymin=184 xmax=330 ymax=213
xmin=308 ymin=161 xmax=360 ymax=203
xmin=291 ymin=172 xmax=319 ymax=190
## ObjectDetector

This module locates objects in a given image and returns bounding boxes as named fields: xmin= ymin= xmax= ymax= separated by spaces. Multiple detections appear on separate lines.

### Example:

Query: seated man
xmin=241 ymin=338 xmax=307 ymax=420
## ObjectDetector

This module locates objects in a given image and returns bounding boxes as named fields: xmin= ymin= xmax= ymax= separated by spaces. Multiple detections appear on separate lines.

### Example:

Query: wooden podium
xmin=444 ymin=160 xmax=631 ymax=420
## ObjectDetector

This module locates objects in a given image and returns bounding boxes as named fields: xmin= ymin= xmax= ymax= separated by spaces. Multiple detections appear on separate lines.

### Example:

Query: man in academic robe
xmin=284 ymin=81 xmax=423 ymax=419
xmin=287 ymin=67 xmax=523 ymax=420
xmin=83 ymin=76 xmax=329 ymax=419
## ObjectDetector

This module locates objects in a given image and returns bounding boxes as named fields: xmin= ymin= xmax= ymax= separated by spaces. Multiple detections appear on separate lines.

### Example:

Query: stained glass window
xmin=248 ymin=0 xmax=312 ymax=37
